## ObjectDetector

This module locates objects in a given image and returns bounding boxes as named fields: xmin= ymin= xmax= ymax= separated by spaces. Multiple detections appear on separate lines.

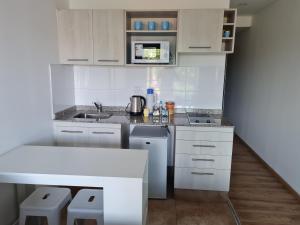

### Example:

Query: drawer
xmin=175 ymin=154 xmax=232 ymax=170
xmin=176 ymin=130 xmax=233 ymax=141
xmin=175 ymin=140 xmax=233 ymax=156
xmin=174 ymin=168 xmax=230 ymax=191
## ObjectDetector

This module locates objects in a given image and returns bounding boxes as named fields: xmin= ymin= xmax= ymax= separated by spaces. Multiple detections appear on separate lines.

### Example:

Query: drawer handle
xmin=192 ymin=145 xmax=216 ymax=148
xmin=192 ymin=158 xmax=215 ymax=162
xmin=61 ymin=130 xmax=83 ymax=134
xmin=92 ymin=132 xmax=115 ymax=135
xmin=191 ymin=172 xmax=214 ymax=176
xmin=189 ymin=46 xmax=211 ymax=49
xmin=67 ymin=59 xmax=89 ymax=62
xmin=97 ymin=59 xmax=119 ymax=62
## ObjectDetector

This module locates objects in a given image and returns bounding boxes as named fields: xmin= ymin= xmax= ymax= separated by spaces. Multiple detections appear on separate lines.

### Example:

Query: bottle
xmin=159 ymin=100 xmax=163 ymax=115
xmin=153 ymin=102 xmax=160 ymax=117
xmin=162 ymin=106 xmax=168 ymax=118
xmin=143 ymin=107 xmax=149 ymax=117
xmin=160 ymin=101 xmax=168 ymax=117
xmin=146 ymin=88 xmax=154 ymax=115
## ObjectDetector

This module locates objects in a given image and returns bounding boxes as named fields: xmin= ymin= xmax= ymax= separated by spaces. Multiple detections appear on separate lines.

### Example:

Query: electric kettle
xmin=127 ymin=95 xmax=146 ymax=116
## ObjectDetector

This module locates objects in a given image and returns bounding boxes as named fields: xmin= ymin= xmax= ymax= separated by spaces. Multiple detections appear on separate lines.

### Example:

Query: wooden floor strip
xmin=230 ymin=136 xmax=300 ymax=225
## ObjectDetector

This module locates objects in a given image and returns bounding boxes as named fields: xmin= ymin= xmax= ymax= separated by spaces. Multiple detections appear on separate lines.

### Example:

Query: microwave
xmin=131 ymin=41 xmax=170 ymax=64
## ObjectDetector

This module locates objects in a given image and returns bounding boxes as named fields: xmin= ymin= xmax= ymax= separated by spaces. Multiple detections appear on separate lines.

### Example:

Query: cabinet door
xmin=54 ymin=126 xmax=88 ymax=147
xmin=57 ymin=10 xmax=93 ymax=64
xmin=93 ymin=10 xmax=125 ymax=65
xmin=178 ymin=9 xmax=223 ymax=53
xmin=88 ymin=127 xmax=121 ymax=148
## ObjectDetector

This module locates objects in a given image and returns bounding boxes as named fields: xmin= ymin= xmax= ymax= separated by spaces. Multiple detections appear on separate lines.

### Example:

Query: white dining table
xmin=0 ymin=145 xmax=148 ymax=225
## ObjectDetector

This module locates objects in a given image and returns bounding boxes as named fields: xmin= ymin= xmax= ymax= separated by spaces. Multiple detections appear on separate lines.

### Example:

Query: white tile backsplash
xmin=71 ymin=64 xmax=225 ymax=109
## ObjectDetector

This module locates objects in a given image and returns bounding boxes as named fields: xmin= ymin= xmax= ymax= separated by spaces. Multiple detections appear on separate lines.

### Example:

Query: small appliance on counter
xmin=126 ymin=95 xmax=146 ymax=116
xmin=131 ymin=41 xmax=170 ymax=64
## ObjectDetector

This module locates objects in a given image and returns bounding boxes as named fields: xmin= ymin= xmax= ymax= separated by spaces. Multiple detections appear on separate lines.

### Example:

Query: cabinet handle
xmin=97 ymin=59 xmax=119 ymax=62
xmin=192 ymin=158 xmax=215 ymax=162
xmin=67 ymin=59 xmax=89 ymax=62
xmin=61 ymin=130 xmax=83 ymax=134
xmin=189 ymin=46 xmax=211 ymax=49
xmin=192 ymin=145 xmax=216 ymax=148
xmin=191 ymin=172 xmax=214 ymax=176
xmin=92 ymin=132 xmax=115 ymax=135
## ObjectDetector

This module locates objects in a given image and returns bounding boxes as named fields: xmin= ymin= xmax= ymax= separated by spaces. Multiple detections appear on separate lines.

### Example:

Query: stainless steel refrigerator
xmin=129 ymin=126 xmax=170 ymax=199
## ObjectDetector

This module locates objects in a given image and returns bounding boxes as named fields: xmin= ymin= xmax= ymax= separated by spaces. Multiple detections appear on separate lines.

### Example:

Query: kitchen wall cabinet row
xmin=56 ymin=9 xmax=237 ymax=65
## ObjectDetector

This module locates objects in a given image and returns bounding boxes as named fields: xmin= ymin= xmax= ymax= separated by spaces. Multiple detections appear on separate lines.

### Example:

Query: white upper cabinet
xmin=177 ymin=9 xmax=223 ymax=53
xmin=93 ymin=10 xmax=125 ymax=65
xmin=57 ymin=10 xmax=93 ymax=64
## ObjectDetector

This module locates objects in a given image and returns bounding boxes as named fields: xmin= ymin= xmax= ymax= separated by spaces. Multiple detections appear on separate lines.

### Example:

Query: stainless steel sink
xmin=73 ymin=112 xmax=112 ymax=120
xmin=187 ymin=112 xmax=217 ymax=125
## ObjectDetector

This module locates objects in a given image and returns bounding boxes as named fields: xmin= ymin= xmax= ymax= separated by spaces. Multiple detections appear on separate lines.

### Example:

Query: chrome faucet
xmin=94 ymin=102 xmax=102 ymax=113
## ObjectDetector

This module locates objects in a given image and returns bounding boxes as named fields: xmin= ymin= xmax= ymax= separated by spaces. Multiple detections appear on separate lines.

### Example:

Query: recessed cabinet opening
xmin=126 ymin=11 xmax=178 ymax=66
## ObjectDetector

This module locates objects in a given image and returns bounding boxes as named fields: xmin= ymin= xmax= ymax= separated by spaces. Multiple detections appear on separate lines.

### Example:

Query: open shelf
xmin=126 ymin=11 xmax=178 ymax=31
xmin=126 ymin=30 xmax=177 ymax=35
xmin=224 ymin=9 xmax=237 ymax=24
xmin=222 ymin=9 xmax=237 ymax=54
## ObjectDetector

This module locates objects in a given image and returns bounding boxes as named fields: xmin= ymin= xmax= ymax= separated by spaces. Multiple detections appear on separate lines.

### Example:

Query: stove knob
xmin=206 ymin=119 xmax=211 ymax=123
xmin=195 ymin=120 xmax=200 ymax=123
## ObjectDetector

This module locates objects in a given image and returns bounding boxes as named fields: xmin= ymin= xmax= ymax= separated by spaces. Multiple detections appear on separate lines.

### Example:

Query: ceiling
xmin=230 ymin=0 xmax=276 ymax=15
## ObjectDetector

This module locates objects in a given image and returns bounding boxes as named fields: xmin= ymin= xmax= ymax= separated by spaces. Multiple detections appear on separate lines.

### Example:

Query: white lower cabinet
xmin=87 ymin=127 xmax=121 ymax=148
xmin=175 ymin=126 xmax=234 ymax=192
xmin=54 ymin=122 xmax=121 ymax=148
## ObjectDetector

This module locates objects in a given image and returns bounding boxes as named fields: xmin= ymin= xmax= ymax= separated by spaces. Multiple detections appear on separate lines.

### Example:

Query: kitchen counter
xmin=54 ymin=106 xmax=233 ymax=127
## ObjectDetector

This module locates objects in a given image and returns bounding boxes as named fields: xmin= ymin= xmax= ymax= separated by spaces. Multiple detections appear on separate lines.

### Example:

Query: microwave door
xmin=143 ymin=43 xmax=160 ymax=62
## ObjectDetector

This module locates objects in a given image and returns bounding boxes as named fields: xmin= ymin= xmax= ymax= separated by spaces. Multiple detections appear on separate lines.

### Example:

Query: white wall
xmin=69 ymin=0 xmax=229 ymax=9
xmin=0 ymin=0 xmax=59 ymax=224
xmin=50 ymin=64 xmax=75 ymax=115
xmin=72 ymin=63 xmax=225 ymax=109
xmin=224 ymin=0 xmax=300 ymax=193
xmin=56 ymin=0 xmax=69 ymax=9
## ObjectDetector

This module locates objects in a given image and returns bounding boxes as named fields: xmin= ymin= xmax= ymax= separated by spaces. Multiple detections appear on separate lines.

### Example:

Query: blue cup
xmin=161 ymin=21 xmax=170 ymax=30
xmin=224 ymin=30 xmax=231 ymax=37
xmin=148 ymin=21 xmax=156 ymax=30
xmin=134 ymin=21 xmax=144 ymax=30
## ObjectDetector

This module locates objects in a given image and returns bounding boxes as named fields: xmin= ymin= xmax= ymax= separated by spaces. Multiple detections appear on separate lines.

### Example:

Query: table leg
xmin=103 ymin=178 xmax=146 ymax=225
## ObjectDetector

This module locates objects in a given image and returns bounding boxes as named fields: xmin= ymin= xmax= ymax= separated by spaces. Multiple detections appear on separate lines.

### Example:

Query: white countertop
xmin=0 ymin=145 xmax=148 ymax=180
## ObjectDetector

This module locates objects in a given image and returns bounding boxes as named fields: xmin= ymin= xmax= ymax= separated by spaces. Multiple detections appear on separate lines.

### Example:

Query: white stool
xmin=19 ymin=187 xmax=72 ymax=225
xmin=67 ymin=189 xmax=104 ymax=225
